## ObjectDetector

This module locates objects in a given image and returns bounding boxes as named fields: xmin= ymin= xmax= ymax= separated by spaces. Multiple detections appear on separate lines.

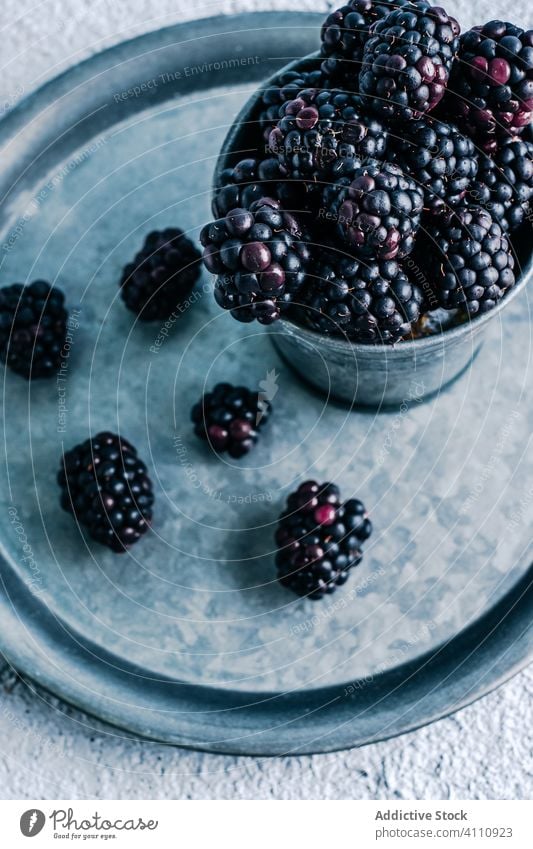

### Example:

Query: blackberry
xmin=191 ymin=383 xmax=271 ymax=458
xmin=0 ymin=280 xmax=68 ymax=379
xmin=58 ymin=432 xmax=154 ymax=553
xmin=445 ymin=21 xmax=533 ymax=150
xmin=359 ymin=1 xmax=460 ymax=121
xmin=394 ymin=118 xmax=478 ymax=213
xmin=422 ymin=206 xmax=516 ymax=314
xmin=275 ymin=481 xmax=372 ymax=599
xmin=467 ymin=138 xmax=533 ymax=232
xmin=212 ymin=157 xmax=309 ymax=218
xmin=120 ymin=229 xmax=201 ymax=321
xmin=321 ymin=0 xmax=410 ymax=87
xmin=269 ymin=88 xmax=388 ymax=184
xmin=201 ymin=198 xmax=311 ymax=325
xmin=322 ymin=161 xmax=424 ymax=260
xmin=258 ymin=65 xmax=327 ymax=142
xmin=297 ymin=250 xmax=425 ymax=343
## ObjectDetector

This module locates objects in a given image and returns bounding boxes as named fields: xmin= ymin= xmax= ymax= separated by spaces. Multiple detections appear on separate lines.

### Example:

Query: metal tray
xmin=0 ymin=12 xmax=532 ymax=755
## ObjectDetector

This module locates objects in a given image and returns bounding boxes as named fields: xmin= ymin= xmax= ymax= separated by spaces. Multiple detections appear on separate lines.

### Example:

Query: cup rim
xmin=213 ymin=51 xmax=533 ymax=353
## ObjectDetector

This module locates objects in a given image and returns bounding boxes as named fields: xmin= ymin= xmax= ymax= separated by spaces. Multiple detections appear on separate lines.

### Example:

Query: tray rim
xmin=0 ymin=10 xmax=532 ymax=756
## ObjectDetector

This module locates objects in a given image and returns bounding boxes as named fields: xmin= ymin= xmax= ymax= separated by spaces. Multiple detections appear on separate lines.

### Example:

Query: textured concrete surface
xmin=0 ymin=0 xmax=532 ymax=800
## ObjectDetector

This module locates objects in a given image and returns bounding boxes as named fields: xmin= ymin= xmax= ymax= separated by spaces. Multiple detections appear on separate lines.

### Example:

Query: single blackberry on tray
xmin=201 ymin=198 xmax=311 ymax=325
xmin=120 ymin=229 xmax=201 ymax=321
xmin=0 ymin=280 xmax=68 ymax=379
xmin=296 ymin=250 xmax=425 ymax=343
xmin=321 ymin=161 xmax=424 ymax=260
xmin=359 ymin=1 xmax=460 ymax=121
xmin=58 ymin=432 xmax=154 ymax=553
xmin=191 ymin=383 xmax=271 ymax=458
xmin=444 ymin=20 xmax=533 ymax=150
xmin=269 ymin=88 xmax=388 ymax=184
xmin=320 ymin=0 xmax=410 ymax=88
xmin=394 ymin=117 xmax=478 ymax=213
xmin=259 ymin=65 xmax=327 ymax=142
xmin=420 ymin=206 xmax=516 ymax=315
xmin=275 ymin=480 xmax=372 ymax=599
xmin=467 ymin=138 xmax=533 ymax=232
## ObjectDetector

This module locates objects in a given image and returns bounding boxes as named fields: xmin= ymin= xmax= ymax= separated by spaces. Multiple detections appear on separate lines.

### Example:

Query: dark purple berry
xmin=119 ymin=229 xmax=201 ymax=321
xmin=0 ymin=280 xmax=68 ymax=379
xmin=359 ymin=1 xmax=460 ymax=121
xmin=191 ymin=383 xmax=271 ymax=458
xmin=275 ymin=481 xmax=372 ymax=599
xmin=58 ymin=433 xmax=154 ymax=553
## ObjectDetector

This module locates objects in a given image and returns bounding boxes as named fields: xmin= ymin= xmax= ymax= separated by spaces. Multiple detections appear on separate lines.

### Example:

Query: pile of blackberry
xmin=191 ymin=383 xmax=271 ymax=458
xmin=0 ymin=281 xmax=68 ymax=379
xmin=58 ymin=432 xmax=154 ymax=552
xmin=202 ymin=3 xmax=531 ymax=339
xmin=120 ymin=229 xmax=201 ymax=321
xmin=201 ymin=198 xmax=310 ymax=325
xmin=275 ymin=481 xmax=372 ymax=599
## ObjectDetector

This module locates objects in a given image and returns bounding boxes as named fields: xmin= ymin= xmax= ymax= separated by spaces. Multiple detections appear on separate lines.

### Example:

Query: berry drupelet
xmin=269 ymin=88 xmax=388 ymax=184
xmin=258 ymin=64 xmax=327 ymax=142
xmin=467 ymin=138 xmax=533 ymax=232
xmin=0 ymin=280 xmax=68 ymax=379
xmin=275 ymin=481 xmax=372 ymax=599
xmin=120 ymin=229 xmax=201 ymax=321
xmin=394 ymin=117 xmax=478 ymax=213
xmin=191 ymin=383 xmax=271 ymax=458
xmin=322 ymin=161 xmax=424 ymax=260
xmin=320 ymin=0 xmax=410 ymax=88
xmin=422 ymin=206 xmax=516 ymax=315
xmin=445 ymin=20 xmax=533 ymax=150
xmin=58 ymin=432 xmax=154 ymax=553
xmin=201 ymin=198 xmax=311 ymax=325
xmin=298 ymin=250 xmax=425 ymax=343
xmin=359 ymin=1 xmax=460 ymax=121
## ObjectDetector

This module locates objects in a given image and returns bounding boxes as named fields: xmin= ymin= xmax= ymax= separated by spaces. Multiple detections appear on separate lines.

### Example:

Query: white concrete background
xmin=0 ymin=0 xmax=532 ymax=800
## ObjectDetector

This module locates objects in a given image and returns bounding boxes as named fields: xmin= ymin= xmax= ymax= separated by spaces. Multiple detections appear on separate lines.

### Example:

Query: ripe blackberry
xmin=0 ymin=280 xmax=68 ymax=380
xmin=259 ymin=65 xmax=327 ymax=142
xmin=200 ymin=198 xmax=311 ymax=325
xmin=275 ymin=481 xmax=372 ymax=599
xmin=394 ymin=118 xmax=478 ymax=213
xmin=445 ymin=21 xmax=533 ymax=150
xmin=58 ymin=432 xmax=154 ymax=553
xmin=321 ymin=161 xmax=424 ymax=260
xmin=422 ymin=206 xmax=516 ymax=314
xmin=297 ymin=250 xmax=425 ymax=343
xmin=120 ymin=229 xmax=201 ymax=321
xmin=212 ymin=157 xmax=309 ymax=218
xmin=269 ymin=88 xmax=388 ymax=184
xmin=359 ymin=1 xmax=460 ymax=121
xmin=467 ymin=138 xmax=533 ymax=232
xmin=321 ymin=0 xmax=410 ymax=87
xmin=191 ymin=383 xmax=271 ymax=458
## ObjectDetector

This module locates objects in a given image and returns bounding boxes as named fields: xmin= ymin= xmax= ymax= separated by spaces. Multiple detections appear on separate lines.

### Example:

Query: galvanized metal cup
xmin=214 ymin=54 xmax=532 ymax=407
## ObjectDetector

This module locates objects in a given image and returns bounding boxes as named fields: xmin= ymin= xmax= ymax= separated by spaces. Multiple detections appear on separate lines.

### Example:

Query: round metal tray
xmin=0 ymin=12 xmax=532 ymax=755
